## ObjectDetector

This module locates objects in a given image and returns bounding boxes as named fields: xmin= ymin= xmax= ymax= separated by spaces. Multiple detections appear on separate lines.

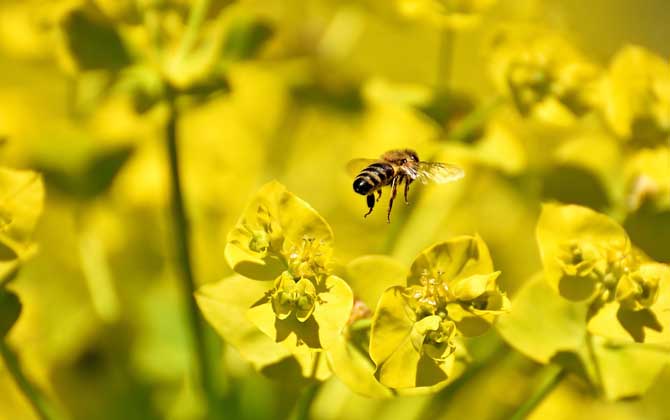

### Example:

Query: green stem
xmin=289 ymin=383 xmax=319 ymax=420
xmin=448 ymin=96 xmax=506 ymax=142
xmin=289 ymin=353 xmax=322 ymax=420
xmin=174 ymin=0 xmax=212 ymax=66
xmin=586 ymin=332 xmax=604 ymax=395
xmin=417 ymin=339 xmax=509 ymax=420
xmin=165 ymin=93 xmax=215 ymax=409
xmin=508 ymin=365 xmax=566 ymax=420
xmin=436 ymin=29 xmax=454 ymax=90
xmin=0 ymin=341 xmax=61 ymax=420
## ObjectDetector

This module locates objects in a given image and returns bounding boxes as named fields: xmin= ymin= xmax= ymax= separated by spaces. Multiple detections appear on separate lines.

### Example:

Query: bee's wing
xmin=346 ymin=158 xmax=378 ymax=176
xmin=415 ymin=162 xmax=465 ymax=184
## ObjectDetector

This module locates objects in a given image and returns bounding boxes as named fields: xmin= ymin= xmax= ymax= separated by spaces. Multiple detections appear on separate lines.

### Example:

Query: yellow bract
xmin=369 ymin=235 xmax=508 ymax=390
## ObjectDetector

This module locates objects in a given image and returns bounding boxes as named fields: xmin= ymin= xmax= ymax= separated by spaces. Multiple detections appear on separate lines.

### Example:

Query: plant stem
xmin=508 ymin=365 xmax=565 ymax=420
xmin=417 ymin=338 xmax=509 ymax=420
xmin=585 ymin=332 xmax=604 ymax=395
xmin=174 ymin=0 xmax=212 ymax=66
xmin=165 ymin=93 xmax=215 ymax=410
xmin=289 ymin=383 xmax=319 ymax=420
xmin=289 ymin=353 xmax=322 ymax=420
xmin=449 ymin=96 xmax=506 ymax=142
xmin=436 ymin=29 xmax=454 ymax=90
xmin=0 ymin=341 xmax=60 ymax=420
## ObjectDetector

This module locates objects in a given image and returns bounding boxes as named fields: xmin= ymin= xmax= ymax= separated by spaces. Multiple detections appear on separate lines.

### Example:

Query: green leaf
xmin=496 ymin=273 xmax=589 ymax=364
xmin=195 ymin=275 xmax=292 ymax=370
xmin=326 ymin=335 xmax=394 ymax=398
xmin=62 ymin=9 xmax=132 ymax=71
xmin=222 ymin=16 xmax=274 ymax=61
xmin=0 ymin=167 xmax=44 ymax=282
xmin=345 ymin=255 xmax=407 ymax=309
xmin=594 ymin=338 xmax=670 ymax=400
xmin=0 ymin=168 xmax=44 ymax=247
xmin=0 ymin=289 xmax=21 ymax=337
xmin=38 ymin=146 xmax=134 ymax=200
xmin=313 ymin=276 xmax=354 ymax=350
xmin=407 ymin=235 xmax=494 ymax=287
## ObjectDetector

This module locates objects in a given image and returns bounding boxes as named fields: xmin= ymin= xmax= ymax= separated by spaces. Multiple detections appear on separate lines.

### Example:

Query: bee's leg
xmin=376 ymin=189 xmax=382 ymax=202
xmin=403 ymin=176 xmax=411 ymax=204
xmin=387 ymin=178 xmax=398 ymax=223
xmin=364 ymin=194 xmax=375 ymax=218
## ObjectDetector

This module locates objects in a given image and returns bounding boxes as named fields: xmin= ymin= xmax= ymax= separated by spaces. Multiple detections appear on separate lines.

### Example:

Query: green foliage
xmin=221 ymin=16 xmax=273 ymax=62
xmin=0 ymin=167 xmax=44 ymax=285
xmin=61 ymin=8 xmax=132 ymax=72
xmin=36 ymin=146 xmax=134 ymax=200
xmin=0 ymin=289 xmax=21 ymax=337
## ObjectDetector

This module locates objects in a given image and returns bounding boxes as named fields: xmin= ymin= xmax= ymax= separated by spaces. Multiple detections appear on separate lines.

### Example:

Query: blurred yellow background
xmin=0 ymin=0 xmax=669 ymax=419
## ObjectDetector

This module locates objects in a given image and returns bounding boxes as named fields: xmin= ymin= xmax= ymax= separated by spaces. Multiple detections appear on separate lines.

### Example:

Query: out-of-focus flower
xmin=625 ymin=147 xmax=670 ymax=211
xmin=369 ymin=235 xmax=509 ymax=389
xmin=489 ymin=30 xmax=600 ymax=123
xmin=537 ymin=203 xmax=670 ymax=342
xmin=601 ymin=46 xmax=670 ymax=146
xmin=396 ymin=0 xmax=497 ymax=30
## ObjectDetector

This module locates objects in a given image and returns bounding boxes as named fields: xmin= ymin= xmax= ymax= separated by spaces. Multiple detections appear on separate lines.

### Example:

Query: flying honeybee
xmin=348 ymin=149 xmax=464 ymax=222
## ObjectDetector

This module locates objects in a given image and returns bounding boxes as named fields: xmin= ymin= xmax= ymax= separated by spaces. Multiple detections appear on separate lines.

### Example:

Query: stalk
xmin=289 ymin=353 xmax=322 ymax=420
xmin=165 ymin=93 xmax=215 ymax=410
xmin=508 ymin=365 xmax=566 ymax=420
xmin=0 ymin=341 xmax=61 ymax=420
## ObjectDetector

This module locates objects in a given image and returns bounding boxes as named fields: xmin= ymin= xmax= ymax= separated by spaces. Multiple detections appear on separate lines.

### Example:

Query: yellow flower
xmin=602 ymin=45 xmax=670 ymax=145
xmin=489 ymin=29 xmax=600 ymax=122
xmin=396 ymin=0 xmax=497 ymax=30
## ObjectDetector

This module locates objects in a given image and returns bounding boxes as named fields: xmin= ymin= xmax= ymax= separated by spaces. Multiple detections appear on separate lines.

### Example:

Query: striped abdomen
xmin=353 ymin=163 xmax=395 ymax=195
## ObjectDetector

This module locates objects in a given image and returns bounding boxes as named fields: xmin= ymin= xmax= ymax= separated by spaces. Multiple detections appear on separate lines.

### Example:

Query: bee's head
xmin=404 ymin=149 xmax=419 ymax=163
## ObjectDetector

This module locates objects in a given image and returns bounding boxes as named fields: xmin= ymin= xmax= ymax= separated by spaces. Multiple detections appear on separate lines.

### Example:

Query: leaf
xmin=312 ymin=276 xmax=354 ymax=350
xmin=326 ymin=335 xmax=394 ymax=398
xmin=594 ymin=338 xmax=670 ymax=400
xmin=496 ymin=273 xmax=589 ymax=364
xmin=0 ymin=168 xmax=44 ymax=245
xmin=0 ymin=289 xmax=21 ymax=337
xmin=407 ymin=235 xmax=494 ymax=287
xmin=222 ymin=16 xmax=274 ymax=61
xmin=38 ymin=146 xmax=134 ymax=200
xmin=345 ymin=255 xmax=407 ymax=309
xmin=195 ymin=275 xmax=293 ymax=370
xmin=0 ymin=168 xmax=44 ymax=267
xmin=61 ymin=9 xmax=132 ymax=71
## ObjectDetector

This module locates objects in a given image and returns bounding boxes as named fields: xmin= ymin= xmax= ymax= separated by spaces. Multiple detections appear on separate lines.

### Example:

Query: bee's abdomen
xmin=353 ymin=163 xmax=394 ymax=195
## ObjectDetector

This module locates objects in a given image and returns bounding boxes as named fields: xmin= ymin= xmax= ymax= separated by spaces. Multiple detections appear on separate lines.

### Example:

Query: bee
xmin=348 ymin=149 xmax=464 ymax=222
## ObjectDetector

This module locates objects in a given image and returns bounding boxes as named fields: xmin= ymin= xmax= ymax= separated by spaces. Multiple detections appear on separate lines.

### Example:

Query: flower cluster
xmin=197 ymin=181 xmax=352 ymax=377
xmin=197 ymin=182 xmax=510 ymax=394
xmin=489 ymin=30 xmax=600 ymax=120
xmin=396 ymin=0 xmax=497 ymax=30
xmin=537 ymin=203 xmax=669 ymax=342
xmin=369 ymin=235 xmax=509 ymax=389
